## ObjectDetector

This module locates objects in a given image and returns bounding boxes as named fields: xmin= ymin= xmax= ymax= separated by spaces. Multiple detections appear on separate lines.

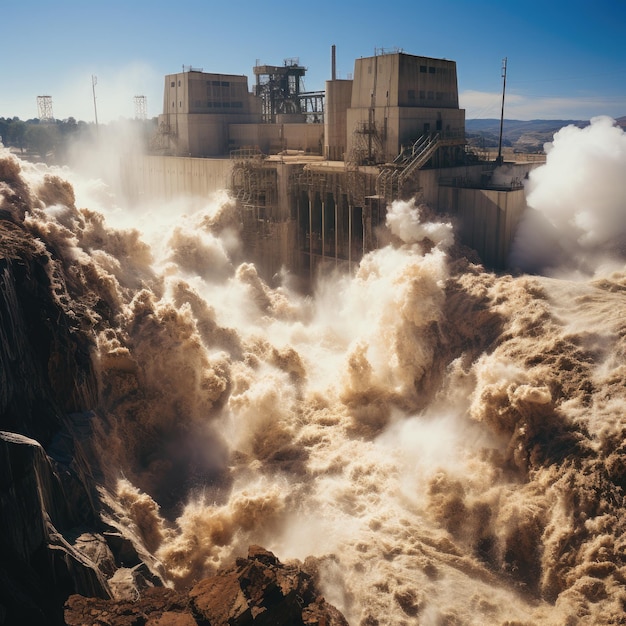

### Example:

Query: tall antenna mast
xmin=92 ymin=75 xmax=99 ymax=128
xmin=496 ymin=57 xmax=507 ymax=165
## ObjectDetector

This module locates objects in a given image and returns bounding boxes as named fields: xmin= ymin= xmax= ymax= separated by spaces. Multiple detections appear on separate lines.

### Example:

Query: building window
xmin=170 ymin=81 xmax=175 ymax=88
xmin=436 ymin=92 xmax=443 ymax=100
xmin=172 ymin=101 xmax=175 ymax=108
xmin=232 ymin=101 xmax=243 ymax=108
xmin=212 ymin=80 xmax=221 ymax=86
xmin=179 ymin=101 xmax=182 ymax=107
xmin=178 ymin=80 xmax=181 ymax=86
xmin=429 ymin=67 xmax=436 ymax=74
xmin=420 ymin=65 xmax=427 ymax=73
xmin=419 ymin=90 xmax=425 ymax=99
xmin=221 ymin=81 xmax=229 ymax=87
xmin=408 ymin=89 xmax=416 ymax=103
xmin=427 ymin=91 xmax=434 ymax=100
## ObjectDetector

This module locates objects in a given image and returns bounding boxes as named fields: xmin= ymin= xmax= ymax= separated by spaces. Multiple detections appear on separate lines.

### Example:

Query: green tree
xmin=0 ymin=118 xmax=9 ymax=146
xmin=25 ymin=123 xmax=59 ymax=160
xmin=8 ymin=118 xmax=27 ymax=153
xmin=58 ymin=117 xmax=78 ymax=137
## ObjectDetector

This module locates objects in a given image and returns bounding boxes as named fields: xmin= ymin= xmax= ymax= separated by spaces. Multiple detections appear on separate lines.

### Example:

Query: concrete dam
xmin=122 ymin=48 xmax=539 ymax=284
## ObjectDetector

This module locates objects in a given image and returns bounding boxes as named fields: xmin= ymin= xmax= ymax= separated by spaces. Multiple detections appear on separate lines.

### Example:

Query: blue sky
xmin=2 ymin=0 xmax=625 ymax=123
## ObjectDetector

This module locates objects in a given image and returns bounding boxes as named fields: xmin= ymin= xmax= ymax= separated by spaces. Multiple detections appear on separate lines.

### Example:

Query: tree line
xmin=0 ymin=116 xmax=156 ymax=162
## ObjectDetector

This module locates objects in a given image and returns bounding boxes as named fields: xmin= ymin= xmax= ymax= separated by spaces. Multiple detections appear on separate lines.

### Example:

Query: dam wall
xmin=120 ymin=154 xmax=535 ymax=276
xmin=438 ymin=185 xmax=528 ymax=269
xmin=121 ymin=154 xmax=233 ymax=202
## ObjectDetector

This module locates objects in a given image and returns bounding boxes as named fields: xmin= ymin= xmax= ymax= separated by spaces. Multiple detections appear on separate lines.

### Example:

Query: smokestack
xmin=331 ymin=44 xmax=336 ymax=81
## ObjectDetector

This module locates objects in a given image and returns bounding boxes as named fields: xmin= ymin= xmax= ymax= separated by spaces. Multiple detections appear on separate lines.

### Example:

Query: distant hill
xmin=465 ymin=118 xmax=587 ymax=152
xmin=466 ymin=118 xmax=585 ymax=135
xmin=466 ymin=117 xmax=625 ymax=153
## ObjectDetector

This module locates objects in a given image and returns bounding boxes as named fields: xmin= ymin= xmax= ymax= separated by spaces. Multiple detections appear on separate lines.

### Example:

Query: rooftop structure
xmin=253 ymin=58 xmax=306 ymax=122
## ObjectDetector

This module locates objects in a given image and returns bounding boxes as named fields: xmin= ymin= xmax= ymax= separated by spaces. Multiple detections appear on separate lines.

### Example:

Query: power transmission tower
xmin=37 ymin=95 xmax=54 ymax=121
xmin=134 ymin=95 xmax=147 ymax=120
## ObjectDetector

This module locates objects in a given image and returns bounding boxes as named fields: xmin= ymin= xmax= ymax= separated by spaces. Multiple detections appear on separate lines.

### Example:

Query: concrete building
xmin=155 ymin=61 xmax=324 ymax=158
xmin=345 ymin=53 xmax=465 ymax=166
xmin=154 ymin=52 xmax=466 ymax=168
xmin=156 ymin=70 xmax=260 ymax=156
xmin=130 ymin=49 xmax=540 ymax=286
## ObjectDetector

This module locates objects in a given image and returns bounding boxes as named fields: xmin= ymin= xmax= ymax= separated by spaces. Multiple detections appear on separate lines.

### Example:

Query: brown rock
xmin=64 ymin=546 xmax=349 ymax=626
xmin=147 ymin=612 xmax=198 ymax=626
xmin=64 ymin=587 xmax=190 ymax=626
xmin=188 ymin=545 xmax=348 ymax=625
xmin=189 ymin=573 xmax=252 ymax=624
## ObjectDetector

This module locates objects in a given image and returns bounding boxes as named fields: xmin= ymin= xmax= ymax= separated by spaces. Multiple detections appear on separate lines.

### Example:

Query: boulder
xmin=64 ymin=546 xmax=349 ymax=625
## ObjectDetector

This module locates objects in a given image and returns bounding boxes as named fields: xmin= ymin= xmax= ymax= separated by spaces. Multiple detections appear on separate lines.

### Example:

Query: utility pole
xmin=92 ymin=75 xmax=99 ymax=129
xmin=496 ymin=57 xmax=507 ymax=165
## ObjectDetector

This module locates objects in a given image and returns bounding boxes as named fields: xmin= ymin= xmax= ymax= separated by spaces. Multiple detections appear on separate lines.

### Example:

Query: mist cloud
xmin=510 ymin=116 xmax=626 ymax=277
xmin=386 ymin=199 xmax=454 ymax=248
xmin=6 ymin=134 xmax=626 ymax=625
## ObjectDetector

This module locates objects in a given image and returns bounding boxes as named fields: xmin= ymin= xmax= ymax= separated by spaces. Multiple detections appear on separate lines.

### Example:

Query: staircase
xmin=376 ymin=133 xmax=440 ymax=203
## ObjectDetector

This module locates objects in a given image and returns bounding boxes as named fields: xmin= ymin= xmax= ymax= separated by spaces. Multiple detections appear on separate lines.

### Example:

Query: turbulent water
xmin=3 ymin=116 xmax=626 ymax=625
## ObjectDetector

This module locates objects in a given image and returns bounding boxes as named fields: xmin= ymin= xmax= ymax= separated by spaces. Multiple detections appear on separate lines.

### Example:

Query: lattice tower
xmin=37 ymin=96 xmax=54 ymax=121
xmin=134 ymin=95 xmax=147 ymax=120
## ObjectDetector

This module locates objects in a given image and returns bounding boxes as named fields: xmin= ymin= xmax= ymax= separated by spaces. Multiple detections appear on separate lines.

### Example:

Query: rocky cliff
xmin=0 ymin=155 xmax=112 ymax=623
xmin=0 ymin=153 xmax=347 ymax=624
